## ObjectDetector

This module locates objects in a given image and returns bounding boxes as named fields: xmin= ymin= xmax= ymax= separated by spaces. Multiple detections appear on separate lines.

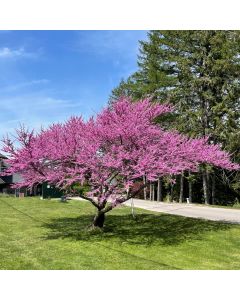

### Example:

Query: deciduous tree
xmin=2 ymin=98 xmax=238 ymax=227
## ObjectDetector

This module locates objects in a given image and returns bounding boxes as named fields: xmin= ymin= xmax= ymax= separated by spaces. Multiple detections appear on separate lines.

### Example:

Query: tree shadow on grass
xmin=42 ymin=212 xmax=233 ymax=246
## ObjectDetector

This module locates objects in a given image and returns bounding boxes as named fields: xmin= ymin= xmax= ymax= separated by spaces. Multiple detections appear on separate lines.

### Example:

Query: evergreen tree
xmin=109 ymin=78 xmax=136 ymax=105
xmin=110 ymin=30 xmax=240 ymax=205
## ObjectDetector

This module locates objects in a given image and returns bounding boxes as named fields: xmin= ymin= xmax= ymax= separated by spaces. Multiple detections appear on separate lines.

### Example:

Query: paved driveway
xmin=124 ymin=199 xmax=240 ymax=223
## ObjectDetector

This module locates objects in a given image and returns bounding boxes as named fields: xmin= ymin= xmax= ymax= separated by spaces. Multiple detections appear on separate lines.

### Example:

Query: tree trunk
xmin=211 ymin=172 xmax=216 ymax=205
xmin=203 ymin=168 xmax=210 ymax=205
xmin=143 ymin=176 xmax=147 ymax=200
xmin=179 ymin=171 xmax=184 ymax=203
xmin=149 ymin=183 xmax=152 ymax=201
xmin=188 ymin=171 xmax=192 ymax=203
xmin=92 ymin=210 xmax=105 ymax=228
xmin=152 ymin=183 xmax=155 ymax=201
xmin=170 ymin=183 xmax=174 ymax=202
xmin=157 ymin=177 xmax=163 ymax=202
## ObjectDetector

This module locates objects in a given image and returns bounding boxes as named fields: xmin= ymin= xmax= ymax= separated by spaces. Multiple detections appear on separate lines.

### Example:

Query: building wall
xmin=0 ymin=154 xmax=25 ymax=195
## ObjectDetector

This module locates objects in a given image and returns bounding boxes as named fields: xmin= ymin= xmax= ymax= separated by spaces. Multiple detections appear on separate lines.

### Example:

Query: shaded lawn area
xmin=0 ymin=197 xmax=240 ymax=270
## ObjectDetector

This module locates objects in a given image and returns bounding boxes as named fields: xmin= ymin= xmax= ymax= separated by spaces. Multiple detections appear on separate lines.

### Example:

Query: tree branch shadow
xmin=42 ymin=212 xmax=233 ymax=246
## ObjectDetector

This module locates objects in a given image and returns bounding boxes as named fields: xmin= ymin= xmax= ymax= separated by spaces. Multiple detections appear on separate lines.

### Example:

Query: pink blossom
xmin=2 ymin=97 xmax=239 ymax=210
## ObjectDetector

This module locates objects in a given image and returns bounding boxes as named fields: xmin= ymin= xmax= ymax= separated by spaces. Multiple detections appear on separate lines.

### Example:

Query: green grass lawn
xmin=0 ymin=196 xmax=240 ymax=270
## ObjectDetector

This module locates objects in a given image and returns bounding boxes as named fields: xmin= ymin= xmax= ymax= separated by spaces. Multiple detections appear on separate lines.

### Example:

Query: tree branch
xmin=101 ymin=182 xmax=148 ymax=213
xmin=78 ymin=194 xmax=100 ymax=209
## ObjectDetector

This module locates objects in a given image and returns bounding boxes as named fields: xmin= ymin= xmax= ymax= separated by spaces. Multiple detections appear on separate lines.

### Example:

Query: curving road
xmin=124 ymin=199 xmax=240 ymax=224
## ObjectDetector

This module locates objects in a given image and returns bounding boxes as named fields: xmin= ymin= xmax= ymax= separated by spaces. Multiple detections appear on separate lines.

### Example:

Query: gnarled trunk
xmin=92 ymin=210 xmax=105 ymax=228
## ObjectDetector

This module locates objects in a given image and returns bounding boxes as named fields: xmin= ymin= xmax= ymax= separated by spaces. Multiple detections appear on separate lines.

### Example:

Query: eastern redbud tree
xmin=2 ymin=98 xmax=239 ymax=227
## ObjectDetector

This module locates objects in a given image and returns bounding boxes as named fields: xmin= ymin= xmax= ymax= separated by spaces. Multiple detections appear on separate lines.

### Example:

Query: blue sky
xmin=0 ymin=30 xmax=147 ymax=139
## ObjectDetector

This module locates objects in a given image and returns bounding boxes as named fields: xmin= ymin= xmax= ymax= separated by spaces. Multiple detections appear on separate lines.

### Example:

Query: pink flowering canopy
xmin=2 ymin=97 xmax=239 ymax=222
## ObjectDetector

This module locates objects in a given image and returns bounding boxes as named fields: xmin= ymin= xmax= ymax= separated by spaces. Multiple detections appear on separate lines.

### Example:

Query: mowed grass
xmin=0 ymin=196 xmax=240 ymax=270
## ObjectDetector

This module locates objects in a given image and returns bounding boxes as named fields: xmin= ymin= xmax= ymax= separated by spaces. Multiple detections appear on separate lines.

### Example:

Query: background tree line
xmin=109 ymin=30 xmax=240 ymax=206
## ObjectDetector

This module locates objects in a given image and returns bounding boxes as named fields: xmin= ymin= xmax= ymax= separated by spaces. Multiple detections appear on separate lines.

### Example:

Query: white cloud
xmin=2 ymin=79 xmax=50 ymax=92
xmin=0 ymin=93 xmax=89 ymax=139
xmin=0 ymin=47 xmax=24 ymax=58
xmin=0 ymin=95 xmax=83 ymax=113
xmin=0 ymin=47 xmax=39 ymax=59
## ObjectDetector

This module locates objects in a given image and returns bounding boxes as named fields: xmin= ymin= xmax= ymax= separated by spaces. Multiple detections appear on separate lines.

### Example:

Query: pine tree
xmin=110 ymin=30 xmax=240 ymax=204
xmin=109 ymin=78 xmax=136 ymax=105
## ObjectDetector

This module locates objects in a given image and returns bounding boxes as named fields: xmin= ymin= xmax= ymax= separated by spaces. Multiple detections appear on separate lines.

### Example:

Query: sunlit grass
xmin=0 ymin=196 xmax=239 ymax=270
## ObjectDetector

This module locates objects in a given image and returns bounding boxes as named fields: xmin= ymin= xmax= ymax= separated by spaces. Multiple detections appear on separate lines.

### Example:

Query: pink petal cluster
xmin=2 ymin=97 xmax=239 ymax=207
